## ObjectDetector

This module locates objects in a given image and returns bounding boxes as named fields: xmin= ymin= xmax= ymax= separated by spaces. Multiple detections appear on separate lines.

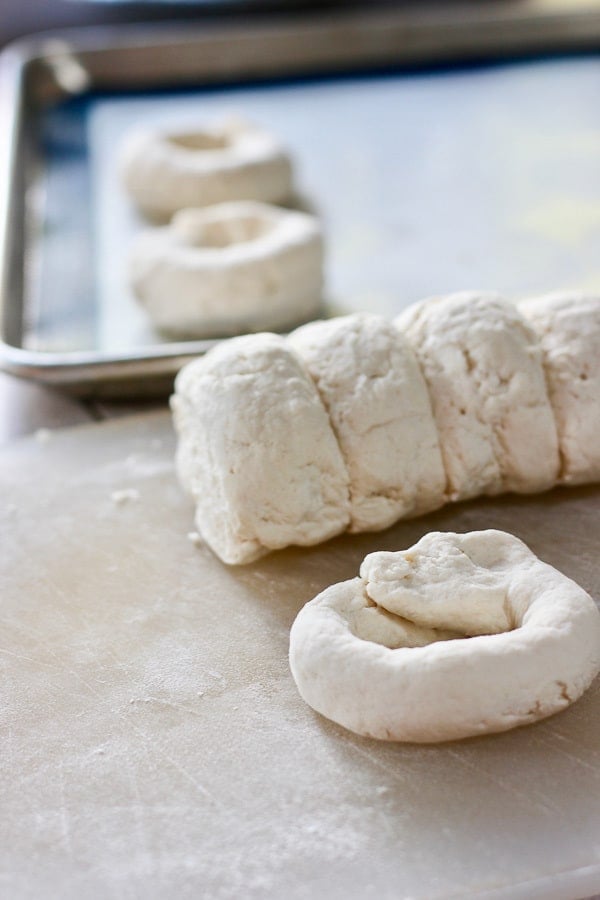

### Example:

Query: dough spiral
xmin=289 ymin=530 xmax=600 ymax=742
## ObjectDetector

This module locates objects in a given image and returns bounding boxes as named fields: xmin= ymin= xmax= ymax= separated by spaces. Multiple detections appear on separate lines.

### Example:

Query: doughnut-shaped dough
xmin=289 ymin=530 xmax=600 ymax=742
xmin=520 ymin=292 xmax=600 ymax=485
xmin=288 ymin=313 xmax=446 ymax=531
xmin=120 ymin=117 xmax=293 ymax=219
xmin=129 ymin=202 xmax=324 ymax=338
xmin=171 ymin=333 xmax=350 ymax=564
xmin=396 ymin=292 xmax=560 ymax=501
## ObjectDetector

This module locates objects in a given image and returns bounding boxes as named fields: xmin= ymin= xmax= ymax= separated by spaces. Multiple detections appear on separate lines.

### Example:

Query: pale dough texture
xmin=130 ymin=202 xmax=323 ymax=338
xmin=120 ymin=117 xmax=293 ymax=219
xmin=288 ymin=314 xmax=446 ymax=531
xmin=171 ymin=333 xmax=350 ymax=564
xmin=289 ymin=530 xmax=600 ymax=742
xmin=520 ymin=292 xmax=600 ymax=485
xmin=396 ymin=292 xmax=560 ymax=501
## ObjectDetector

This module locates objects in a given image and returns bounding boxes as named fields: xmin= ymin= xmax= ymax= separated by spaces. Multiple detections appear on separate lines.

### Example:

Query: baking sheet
xmin=2 ymin=411 xmax=600 ymax=899
xmin=27 ymin=55 xmax=600 ymax=355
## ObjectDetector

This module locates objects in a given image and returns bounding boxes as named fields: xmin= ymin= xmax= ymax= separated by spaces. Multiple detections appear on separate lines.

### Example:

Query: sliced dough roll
xmin=520 ymin=292 xmax=600 ymax=485
xmin=171 ymin=333 xmax=350 ymax=564
xmin=289 ymin=530 xmax=600 ymax=742
xmin=289 ymin=314 xmax=446 ymax=531
xmin=396 ymin=292 xmax=560 ymax=501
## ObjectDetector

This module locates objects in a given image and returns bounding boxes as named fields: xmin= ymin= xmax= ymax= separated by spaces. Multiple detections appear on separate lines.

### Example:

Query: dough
xmin=171 ymin=333 xmax=350 ymax=564
xmin=289 ymin=530 xmax=600 ymax=742
xmin=130 ymin=202 xmax=323 ymax=338
xmin=396 ymin=292 xmax=560 ymax=501
xmin=520 ymin=292 xmax=600 ymax=485
xmin=120 ymin=116 xmax=293 ymax=219
xmin=288 ymin=313 xmax=446 ymax=531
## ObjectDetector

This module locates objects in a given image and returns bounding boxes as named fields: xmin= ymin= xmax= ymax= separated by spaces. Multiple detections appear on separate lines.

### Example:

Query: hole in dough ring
xmin=119 ymin=118 xmax=293 ymax=219
xmin=129 ymin=201 xmax=324 ymax=338
xmin=289 ymin=530 xmax=600 ymax=743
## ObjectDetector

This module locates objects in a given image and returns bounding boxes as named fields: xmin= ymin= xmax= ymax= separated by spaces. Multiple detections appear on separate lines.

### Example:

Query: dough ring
xmin=119 ymin=117 xmax=293 ymax=219
xmin=129 ymin=201 xmax=324 ymax=338
xmin=289 ymin=530 xmax=600 ymax=742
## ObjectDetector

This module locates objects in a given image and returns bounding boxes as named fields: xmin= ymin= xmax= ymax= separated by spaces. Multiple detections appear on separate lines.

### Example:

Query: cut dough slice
xmin=288 ymin=313 xmax=446 ymax=531
xmin=396 ymin=292 xmax=560 ymax=501
xmin=120 ymin=117 xmax=293 ymax=219
xmin=289 ymin=530 xmax=600 ymax=742
xmin=520 ymin=292 xmax=600 ymax=485
xmin=130 ymin=202 xmax=323 ymax=338
xmin=171 ymin=333 xmax=350 ymax=564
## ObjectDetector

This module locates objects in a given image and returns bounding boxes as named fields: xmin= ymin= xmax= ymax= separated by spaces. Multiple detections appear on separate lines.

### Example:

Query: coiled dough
xmin=171 ymin=332 xmax=350 ymax=564
xmin=520 ymin=292 xmax=600 ymax=485
xmin=288 ymin=313 xmax=446 ymax=531
xmin=120 ymin=117 xmax=293 ymax=219
xmin=129 ymin=202 xmax=323 ymax=338
xmin=289 ymin=530 xmax=600 ymax=742
xmin=396 ymin=292 xmax=560 ymax=501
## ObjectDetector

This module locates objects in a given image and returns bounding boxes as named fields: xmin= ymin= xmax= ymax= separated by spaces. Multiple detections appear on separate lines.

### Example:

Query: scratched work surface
xmin=1 ymin=412 xmax=600 ymax=900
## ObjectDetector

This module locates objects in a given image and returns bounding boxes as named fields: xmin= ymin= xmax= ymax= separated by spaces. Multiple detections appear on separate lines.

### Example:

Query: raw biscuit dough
xmin=520 ymin=292 xmax=600 ymax=485
xmin=396 ymin=292 xmax=560 ymax=501
xmin=171 ymin=333 xmax=350 ymax=564
xmin=288 ymin=313 xmax=446 ymax=531
xmin=120 ymin=117 xmax=293 ymax=219
xmin=130 ymin=202 xmax=323 ymax=338
xmin=289 ymin=530 xmax=600 ymax=742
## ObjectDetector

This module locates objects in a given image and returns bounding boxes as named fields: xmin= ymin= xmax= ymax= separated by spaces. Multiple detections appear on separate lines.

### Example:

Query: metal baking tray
xmin=2 ymin=1 xmax=600 ymax=397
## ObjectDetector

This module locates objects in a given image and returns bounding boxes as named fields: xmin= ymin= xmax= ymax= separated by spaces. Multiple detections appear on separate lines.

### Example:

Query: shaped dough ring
xmin=120 ymin=117 xmax=293 ymax=219
xmin=129 ymin=201 xmax=324 ymax=337
xmin=289 ymin=530 xmax=600 ymax=742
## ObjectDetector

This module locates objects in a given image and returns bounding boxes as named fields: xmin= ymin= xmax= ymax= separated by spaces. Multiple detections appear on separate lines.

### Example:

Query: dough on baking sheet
xmin=396 ymin=292 xmax=560 ymax=501
xmin=289 ymin=530 xmax=600 ymax=742
xmin=520 ymin=292 xmax=600 ymax=485
xmin=288 ymin=314 xmax=446 ymax=532
xmin=120 ymin=117 xmax=293 ymax=219
xmin=171 ymin=333 xmax=350 ymax=564
xmin=129 ymin=201 xmax=324 ymax=338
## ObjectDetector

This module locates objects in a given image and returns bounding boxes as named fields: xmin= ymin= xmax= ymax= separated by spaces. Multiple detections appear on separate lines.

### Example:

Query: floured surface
xmin=1 ymin=412 xmax=600 ymax=899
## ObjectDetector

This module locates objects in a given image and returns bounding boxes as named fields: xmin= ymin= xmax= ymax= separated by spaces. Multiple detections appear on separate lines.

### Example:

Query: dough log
xmin=173 ymin=294 xmax=600 ymax=565
xmin=289 ymin=530 xmax=600 ymax=742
